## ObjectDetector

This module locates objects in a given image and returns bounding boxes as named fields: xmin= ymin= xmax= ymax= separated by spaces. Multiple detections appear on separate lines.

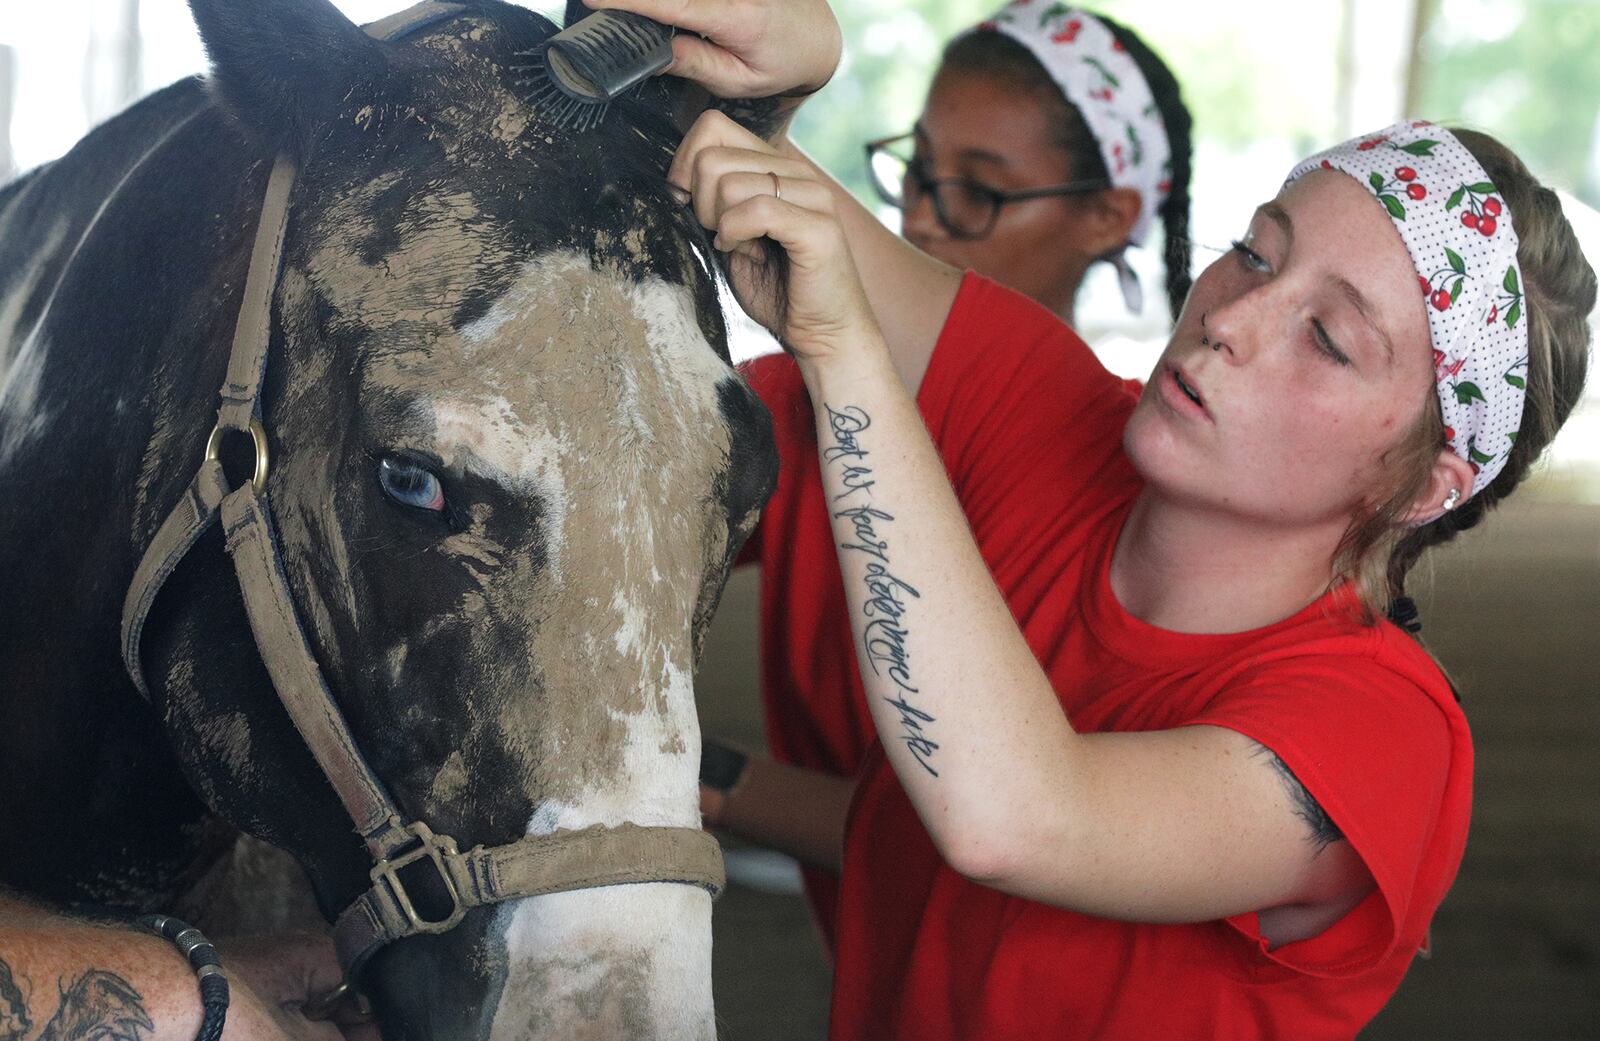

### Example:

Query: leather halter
xmin=119 ymin=1 xmax=723 ymax=982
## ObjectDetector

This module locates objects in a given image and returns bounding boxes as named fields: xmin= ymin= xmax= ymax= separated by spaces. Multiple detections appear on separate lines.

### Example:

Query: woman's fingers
xmin=667 ymin=110 xmax=768 ymax=193
xmin=666 ymin=33 xmax=759 ymax=97
xmin=709 ymin=170 xmax=833 ymax=240
xmin=585 ymin=0 xmax=840 ymax=99
xmin=584 ymin=0 xmax=733 ymax=40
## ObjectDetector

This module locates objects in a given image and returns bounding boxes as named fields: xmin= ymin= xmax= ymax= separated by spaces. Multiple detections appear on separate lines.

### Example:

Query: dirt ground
xmin=694 ymin=473 xmax=1600 ymax=1041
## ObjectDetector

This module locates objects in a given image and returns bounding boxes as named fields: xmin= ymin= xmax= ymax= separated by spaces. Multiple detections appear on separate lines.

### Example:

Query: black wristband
xmin=700 ymin=739 xmax=749 ymax=793
xmin=138 ymin=915 xmax=229 ymax=1041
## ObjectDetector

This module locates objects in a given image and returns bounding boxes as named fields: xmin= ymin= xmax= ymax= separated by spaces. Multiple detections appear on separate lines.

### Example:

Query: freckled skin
xmin=0 ymin=3 xmax=774 ymax=1038
xmin=1124 ymin=171 xmax=1436 ymax=529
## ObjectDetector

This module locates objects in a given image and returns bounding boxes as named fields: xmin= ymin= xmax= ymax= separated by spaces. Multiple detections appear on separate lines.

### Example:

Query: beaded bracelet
xmin=138 ymin=915 xmax=230 ymax=1041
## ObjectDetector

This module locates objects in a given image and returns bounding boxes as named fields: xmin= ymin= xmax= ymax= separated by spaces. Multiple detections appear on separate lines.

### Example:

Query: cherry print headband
xmin=976 ymin=1 xmax=1172 ymax=313
xmin=1288 ymin=122 xmax=1528 ymax=499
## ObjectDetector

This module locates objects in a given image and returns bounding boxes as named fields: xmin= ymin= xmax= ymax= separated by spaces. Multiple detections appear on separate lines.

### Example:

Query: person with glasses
xmin=864 ymin=7 xmax=1193 ymax=324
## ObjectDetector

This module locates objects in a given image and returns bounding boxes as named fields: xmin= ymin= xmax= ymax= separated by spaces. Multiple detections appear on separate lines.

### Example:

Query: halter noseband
xmin=118 ymin=1 xmax=723 ymax=983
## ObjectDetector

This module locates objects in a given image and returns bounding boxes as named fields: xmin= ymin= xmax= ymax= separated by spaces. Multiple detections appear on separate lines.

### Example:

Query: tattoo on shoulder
xmin=1253 ymin=744 xmax=1346 ymax=850
xmin=0 ymin=954 xmax=154 ymax=1041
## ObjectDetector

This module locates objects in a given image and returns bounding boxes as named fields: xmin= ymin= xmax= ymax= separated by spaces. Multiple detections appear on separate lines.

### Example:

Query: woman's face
xmin=1124 ymin=170 xmax=1437 ymax=530
xmin=903 ymin=67 xmax=1109 ymax=313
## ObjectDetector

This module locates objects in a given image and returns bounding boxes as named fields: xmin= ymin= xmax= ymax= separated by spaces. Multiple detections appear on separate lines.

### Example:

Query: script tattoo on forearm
xmin=0 ymin=954 xmax=154 ymax=1041
xmin=824 ymin=403 xmax=939 ymax=777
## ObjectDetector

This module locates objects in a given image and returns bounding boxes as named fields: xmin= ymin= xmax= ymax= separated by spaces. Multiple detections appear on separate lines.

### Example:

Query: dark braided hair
xmin=940 ymin=13 xmax=1194 ymax=319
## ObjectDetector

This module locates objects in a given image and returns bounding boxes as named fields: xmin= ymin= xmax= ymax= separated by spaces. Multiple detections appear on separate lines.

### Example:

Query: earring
xmin=1441 ymin=488 xmax=1461 ymax=511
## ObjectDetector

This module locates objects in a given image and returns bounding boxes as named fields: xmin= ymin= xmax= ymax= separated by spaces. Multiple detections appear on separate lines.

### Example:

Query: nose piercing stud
xmin=1442 ymin=488 xmax=1461 ymax=510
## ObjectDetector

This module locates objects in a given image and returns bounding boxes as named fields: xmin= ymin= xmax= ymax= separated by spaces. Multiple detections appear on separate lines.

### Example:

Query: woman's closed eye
xmin=1309 ymin=318 xmax=1351 ymax=366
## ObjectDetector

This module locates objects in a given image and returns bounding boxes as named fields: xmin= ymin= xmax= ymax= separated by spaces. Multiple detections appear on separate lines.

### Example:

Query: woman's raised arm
xmin=589 ymin=0 xmax=965 ymax=392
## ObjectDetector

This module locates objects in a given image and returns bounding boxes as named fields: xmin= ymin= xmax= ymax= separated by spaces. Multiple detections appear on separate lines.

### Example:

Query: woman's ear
xmin=1085 ymin=187 xmax=1143 ymax=257
xmin=1402 ymin=448 xmax=1479 ymax=526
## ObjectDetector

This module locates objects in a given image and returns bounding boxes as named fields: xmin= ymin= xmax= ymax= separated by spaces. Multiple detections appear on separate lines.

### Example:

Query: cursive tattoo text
xmin=824 ymin=403 xmax=939 ymax=776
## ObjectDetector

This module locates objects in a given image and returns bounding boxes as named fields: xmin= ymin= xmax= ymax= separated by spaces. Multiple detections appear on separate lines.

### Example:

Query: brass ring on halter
xmin=769 ymin=171 xmax=781 ymax=201
xmin=203 ymin=416 xmax=270 ymax=496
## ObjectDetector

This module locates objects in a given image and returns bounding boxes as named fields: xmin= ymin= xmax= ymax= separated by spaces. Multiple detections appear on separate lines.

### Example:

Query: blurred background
xmin=2 ymin=1 xmax=1595 ymax=1038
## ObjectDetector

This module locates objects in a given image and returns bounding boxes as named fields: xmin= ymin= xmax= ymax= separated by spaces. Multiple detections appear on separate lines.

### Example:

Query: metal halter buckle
xmin=204 ymin=417 xmax=270 ymax=496
xmin=369 ymin=821 xmax=467 ymax=934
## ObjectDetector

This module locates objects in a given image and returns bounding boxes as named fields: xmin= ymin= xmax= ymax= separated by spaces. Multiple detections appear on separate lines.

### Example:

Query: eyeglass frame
xmin=864 ymin=131 xmax=1112 ymax=241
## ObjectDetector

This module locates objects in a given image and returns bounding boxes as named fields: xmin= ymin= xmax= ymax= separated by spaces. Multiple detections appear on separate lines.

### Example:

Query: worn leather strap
xmin=334 ymin=824 xmax=725 ymax=976
xmin=220 ymin=485 xmax=413 ymax=857
xmin=121 ymin=461 xmax=230 ymax=697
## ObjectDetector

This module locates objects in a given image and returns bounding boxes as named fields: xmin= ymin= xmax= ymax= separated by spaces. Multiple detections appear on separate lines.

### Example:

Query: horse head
xmin=139 ymin=1 xmax=776 ymax=1036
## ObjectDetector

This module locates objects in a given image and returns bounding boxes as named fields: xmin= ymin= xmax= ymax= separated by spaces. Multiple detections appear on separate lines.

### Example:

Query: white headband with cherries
xmin=979 ymin=1 xmax=1172 ymax=313
xmin=1288 ymin=121 xmax=1527 ymax=498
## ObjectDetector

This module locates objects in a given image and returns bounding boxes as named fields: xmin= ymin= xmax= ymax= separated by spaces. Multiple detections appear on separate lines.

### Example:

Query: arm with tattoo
xmin=0 ymin=893 xmax=346 ymax=1041
xmin=0 ymin=895 xmax=197 ymax=1041
xmin=1254 ymin=744 xmax=1346 ymax=850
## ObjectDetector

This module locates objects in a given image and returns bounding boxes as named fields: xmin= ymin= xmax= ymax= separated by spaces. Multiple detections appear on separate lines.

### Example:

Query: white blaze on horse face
xmin=406 ymin=253 xmax=733 ymax=1037
xmin=489 ymin=886 xmax=714 ymax=1041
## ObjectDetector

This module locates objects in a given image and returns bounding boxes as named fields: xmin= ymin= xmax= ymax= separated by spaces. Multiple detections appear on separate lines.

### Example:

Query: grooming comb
xmin=516 ymin=10 xmax=674 ymax=132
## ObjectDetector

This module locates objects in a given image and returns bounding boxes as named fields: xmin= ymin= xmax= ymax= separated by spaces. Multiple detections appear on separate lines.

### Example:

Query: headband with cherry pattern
xmin=976 ymin=1 xmax=1172 ymax=313
xmin=1289 ymin=121 xmax=1527 ymax=499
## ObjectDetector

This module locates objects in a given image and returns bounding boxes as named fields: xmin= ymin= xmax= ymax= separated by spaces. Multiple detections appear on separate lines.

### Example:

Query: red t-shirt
xmin=742 ymin=273 xmax=1473 ymax=1039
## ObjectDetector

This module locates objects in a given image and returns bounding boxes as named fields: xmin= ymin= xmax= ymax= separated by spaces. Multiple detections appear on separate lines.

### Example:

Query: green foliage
xmin=1415 ymin=0 xmax=1600 ymax=208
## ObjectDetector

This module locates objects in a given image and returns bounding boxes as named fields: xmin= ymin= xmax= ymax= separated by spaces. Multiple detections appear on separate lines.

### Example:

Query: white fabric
xmin=1289 ymin=122 xmax=1528 ymax=498
xmin=983 ymin=1 xmax=1172 ymax=312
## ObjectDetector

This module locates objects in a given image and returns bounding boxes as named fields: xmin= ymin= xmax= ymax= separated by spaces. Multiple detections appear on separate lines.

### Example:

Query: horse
xmin=0 ymin=0 xmax=777 ymax=1037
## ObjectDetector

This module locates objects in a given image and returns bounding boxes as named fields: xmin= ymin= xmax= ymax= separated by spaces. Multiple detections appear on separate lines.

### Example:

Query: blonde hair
xmin=1332 ymin=128 xmax=1595 ymax=623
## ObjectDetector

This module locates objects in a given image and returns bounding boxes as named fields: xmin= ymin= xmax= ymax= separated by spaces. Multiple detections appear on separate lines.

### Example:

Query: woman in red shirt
xmin=719 ymin=2 xmax=1196 ymax=949
xmin=602 ymin=0 xmax=1595 ymax=1035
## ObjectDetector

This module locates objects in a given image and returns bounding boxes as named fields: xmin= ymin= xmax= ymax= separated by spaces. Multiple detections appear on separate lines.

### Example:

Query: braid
xmin=1388 ymin=136 xmax=1593 ymax=600
xmin=945 ymin=14 xmax=1194 ymax=319
xmin=1335 ymin=128 xmax=1595 ymax=622
xmin=1097 ymin=13 xmax=1194 ymax=320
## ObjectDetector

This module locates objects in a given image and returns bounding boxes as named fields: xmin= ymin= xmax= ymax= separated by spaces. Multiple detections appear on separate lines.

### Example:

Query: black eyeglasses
xmin=864 ymin=132 xmax=1110 ymax=241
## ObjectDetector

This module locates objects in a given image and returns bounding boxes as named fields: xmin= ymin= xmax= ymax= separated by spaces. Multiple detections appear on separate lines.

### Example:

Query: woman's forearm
xmin=774 ymin=135 xmax=963 ymax=394
xmin=707 ymin=754 xmax=853 ymax=875
xmin=797 ymin=347 xmax=1087 ymax=880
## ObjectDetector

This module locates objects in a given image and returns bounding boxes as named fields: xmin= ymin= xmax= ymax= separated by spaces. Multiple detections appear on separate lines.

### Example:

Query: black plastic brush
xmin=517 ymin=10 xmax=675 ymax=132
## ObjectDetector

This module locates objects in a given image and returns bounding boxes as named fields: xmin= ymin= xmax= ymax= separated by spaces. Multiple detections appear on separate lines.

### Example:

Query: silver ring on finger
xmin=768 ymin=171 xmax=782 ymax=201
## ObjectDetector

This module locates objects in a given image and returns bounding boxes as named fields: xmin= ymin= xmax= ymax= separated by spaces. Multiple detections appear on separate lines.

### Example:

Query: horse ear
xmin=187 ymin=0 xmax=388 ymax=151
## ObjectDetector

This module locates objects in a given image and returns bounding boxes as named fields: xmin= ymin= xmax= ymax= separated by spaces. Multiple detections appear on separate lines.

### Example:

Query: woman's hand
xmin=583 ymin=0 xmax=841 ymax=101
xmin=670 ymin=111 xmax=885 ymax=370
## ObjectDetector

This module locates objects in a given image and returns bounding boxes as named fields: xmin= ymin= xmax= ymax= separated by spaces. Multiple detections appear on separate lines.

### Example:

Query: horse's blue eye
xmin=378 ymin=456 xmax=445 ymax=512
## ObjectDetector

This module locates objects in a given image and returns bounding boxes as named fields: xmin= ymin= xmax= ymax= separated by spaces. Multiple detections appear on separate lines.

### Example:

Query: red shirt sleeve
xmin=1188 ymin=643 xmax=1471 ymax=978
xmin=734 ymin=351 xmax=810 ymax=566
xmin=916 ymin=274 xmax=1140 ymax=532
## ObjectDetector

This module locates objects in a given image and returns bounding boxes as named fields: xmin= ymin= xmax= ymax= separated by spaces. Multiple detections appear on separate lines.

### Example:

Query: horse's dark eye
xmin=378 ymin=455 xmax=445 ymax=512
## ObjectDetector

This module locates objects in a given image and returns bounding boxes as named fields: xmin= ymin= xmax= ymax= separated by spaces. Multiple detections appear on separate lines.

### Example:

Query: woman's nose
xmin=1203 ymin=290 xmax=1267 ymax=364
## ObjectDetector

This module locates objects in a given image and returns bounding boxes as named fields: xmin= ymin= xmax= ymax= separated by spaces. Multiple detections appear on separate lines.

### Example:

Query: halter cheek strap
xmin=119 ymin=0 xmax=723 ymax=984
